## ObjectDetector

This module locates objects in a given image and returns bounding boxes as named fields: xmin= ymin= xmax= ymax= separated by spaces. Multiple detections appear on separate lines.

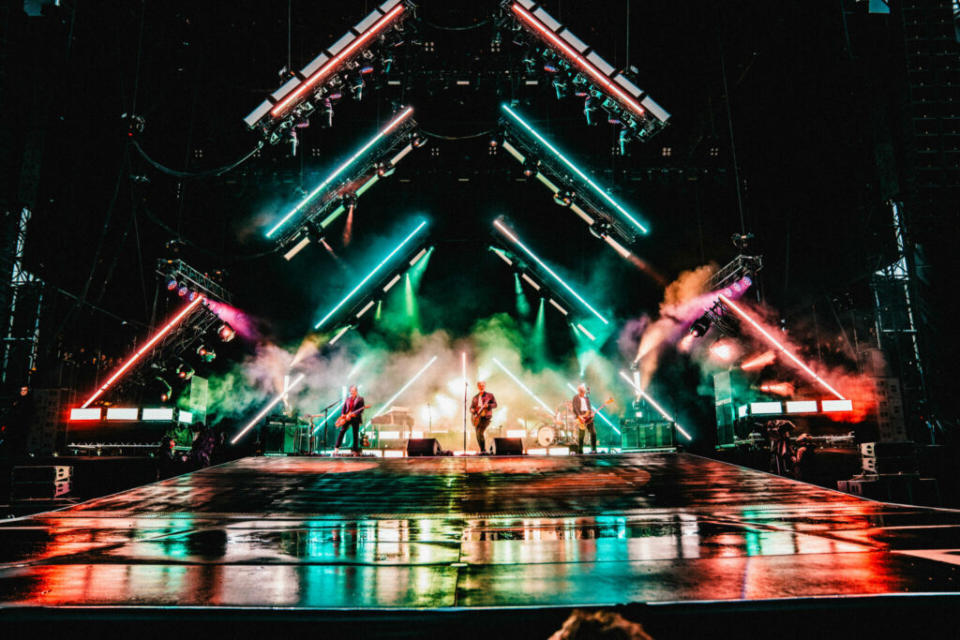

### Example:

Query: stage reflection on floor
xmin=1 ymin=453 xmax=959 ymax=608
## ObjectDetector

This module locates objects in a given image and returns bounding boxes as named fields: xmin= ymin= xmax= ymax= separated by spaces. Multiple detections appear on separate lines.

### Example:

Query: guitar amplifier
xmin=621 ymin=421 xmax=676 ymax=449
xmin=264 ymin=415 xmax=303 ymax=454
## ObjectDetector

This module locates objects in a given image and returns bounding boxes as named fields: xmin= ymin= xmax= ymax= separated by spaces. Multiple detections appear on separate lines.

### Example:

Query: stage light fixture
xmin=231 ymin=373 xmax=306 ymax=444
xmin=80 ymin=296 xmax=205 ymax=408
xmin=718 ymin=294 xmax=846 ymax=400
xmin=196 ymin=345 xmax=216 ymax=362
xmin=266 ymin=107 xmax=414 ymax=239
xmin=689 ymin=313 xmax=711 ymax=338
xmin=618 ymin=370 xmax=692 ymax=441
xmin=494 ymin=219 xmax=609 ymax=325
xmin=177 ymin=284 xmax=189 ymax=297
xmin=218 ymin=323 xmax=237 ymax=342
xmin=314 ymin=219 xmax=428 ymax=330
xmin=166 ymin=278 xmax=178 ymax=291
xmin=522 ymin=159 xmax=538 ymax=177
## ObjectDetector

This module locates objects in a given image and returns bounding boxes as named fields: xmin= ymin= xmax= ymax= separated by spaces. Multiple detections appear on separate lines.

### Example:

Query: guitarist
xmin=334 ymin=385 xmax=365 ymax=456
xmin=571 ymin=384 xmax=597 ymax=454
xmin=470 ymin=381 xmax=497 ymax=455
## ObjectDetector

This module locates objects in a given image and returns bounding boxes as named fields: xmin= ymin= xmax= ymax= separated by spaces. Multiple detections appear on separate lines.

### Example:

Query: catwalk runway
xmin=1 ymin=452 xmax=959 ymax=635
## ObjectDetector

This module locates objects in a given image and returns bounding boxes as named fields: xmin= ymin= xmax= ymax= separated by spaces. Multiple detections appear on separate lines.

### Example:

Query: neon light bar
xmin=718 ymin=294 xmax=846 ymax=400
xmin=178 ymin=411 xmax=194 ymax=424
xmin=81 ymin=296 xmax=204 ymax=408
xmin=379 ymin=431 xmax=400 ymax=439
xmin=750 ymin=402 xmax=783 ymax=415
xmin=494 ymin=220 xmax=608 ymax=325
xmin=786 ymin=400 xmax=818 ymax=414
xmin=267 ymin=107 xmax=414 ymax=238
xmin=328 ymin=325 xmax=351 ymax=345
xmin=506 ymin=429 xmax=527 ymax=438
xmin=356 ymin=300 xmax=376 ymax=318
xmin=510 ymin=4 xmax=655 ymax=121
xmin=491 ymin=248 xmax=513 ymax=265
xmin=618 ymin=370 xmax=692 ymax=441
xmin=70 ymin=408 xmax=101 ymax=421
xmin=368 ymin=356 xmax=439 ymax=423
xmin=565 ymin=383 xmax=620 ymax=434
xmin=383 ymin=274 xmax=402 ymax=292
xmin=502 ymin=105 xmax=648 ymax=235
xmin=521 ymin=273 xmax=541 ymax=290
xmin=492 ymin=357 xmax=553 ymax=413
xmin=409 ymin=248 xmax=427 ymax=265
xmin=231 ymin=373 xmax=306 ymax=444
xmin=270 ymin=4 xmax=406 ymax=117
xmin=314 ymin=220 xmax=427 ymax=329
xmin=142 ymin=407 xmax=175 ymax=421
xmin=549 ymin=298 xmax=568 ymax=316
xmin=106 ymin=407 xmax=138 ymax=421
xmin=284 ymin=236 xmax=312 ymax=261
xmin=576 ymin=323 xmax=596 ymax=341
xmin=821 ymin=399 xmax=854 ymax=412
xmin=311 ymin=407 xmax=341 ymax=435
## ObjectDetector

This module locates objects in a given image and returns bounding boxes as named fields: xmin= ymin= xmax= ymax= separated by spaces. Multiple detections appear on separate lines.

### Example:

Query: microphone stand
xmin=463 ymin=380 xmax=468 ymax=454
xmin=320 ymin=397 xmax=341 ymax=455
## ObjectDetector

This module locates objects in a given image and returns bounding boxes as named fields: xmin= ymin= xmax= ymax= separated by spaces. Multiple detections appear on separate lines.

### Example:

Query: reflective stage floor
xmin=2 ymin=452 xmax=959 ymax=637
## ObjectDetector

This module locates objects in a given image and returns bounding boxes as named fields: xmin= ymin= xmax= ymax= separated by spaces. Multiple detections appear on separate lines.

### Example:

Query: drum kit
xmin=535 ymin=401 xmax=578 ymax=447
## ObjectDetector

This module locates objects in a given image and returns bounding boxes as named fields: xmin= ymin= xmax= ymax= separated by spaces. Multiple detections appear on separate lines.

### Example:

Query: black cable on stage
xmin=419 ymin=17 xmax=491 ymax=31
xmin=132 ymin=139 xmax=264 ymax=179
xmin=419 ymin=127 xmax=496 ymax=141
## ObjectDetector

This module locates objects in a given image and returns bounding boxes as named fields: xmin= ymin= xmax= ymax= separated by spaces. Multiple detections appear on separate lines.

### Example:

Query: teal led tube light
xmin=266 ymin=107 xmax=414 ymax=238
xmin=501 ymin=104 xmax=648 ymax=235
xmin=494 ymin=219 xmax=609 ymax=325
xmin=365 ymin=355 xmax=439 ymax=426
xmin=491 ymin=358 xmax=553 ymax=413
xmin=314 ymin=220 xmax=428 ymax=330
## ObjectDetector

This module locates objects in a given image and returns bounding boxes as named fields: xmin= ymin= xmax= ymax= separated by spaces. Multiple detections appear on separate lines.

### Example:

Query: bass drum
xmin=537 ymin=425 xmax=557 ymax=447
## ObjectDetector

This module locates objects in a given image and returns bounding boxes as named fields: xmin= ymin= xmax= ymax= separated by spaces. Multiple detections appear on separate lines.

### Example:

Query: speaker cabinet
xmin=492 ymin=437 xmax=524 ymax=455
xmin=406 ymin=438 xmax=440 ymax=456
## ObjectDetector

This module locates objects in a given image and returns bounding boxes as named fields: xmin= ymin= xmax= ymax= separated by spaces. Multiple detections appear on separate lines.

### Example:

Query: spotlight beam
xmin=717 ymin=294 xmax=846 ymax=400
xmin=502 ymin=104 xmax=648 ymax=235
xmin=491 ymin=358 xmax=553 ymax=413
xmin=80 ymin=297 xmax=205 ymax=408
xmin=314 ymin=220 xmax=427 ymax=330
xmin=267 ymin=107 xmax=414 ymax=238
xmin=366 ymin=356 xmax=438 ymax=425
xmin=565 ymin=383 xmax=620 ymax=435
xmin=618 ymin=371 xmax=692 ymax=441
xmin=494 ymin=219 xmax=609 ymax=325
xmin=231 ymin=373 xmax=306 ymax=444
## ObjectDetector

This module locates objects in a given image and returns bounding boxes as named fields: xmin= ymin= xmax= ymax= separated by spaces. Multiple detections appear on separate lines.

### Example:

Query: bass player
xmin=470 ymin=380 xmax=497 ymax=455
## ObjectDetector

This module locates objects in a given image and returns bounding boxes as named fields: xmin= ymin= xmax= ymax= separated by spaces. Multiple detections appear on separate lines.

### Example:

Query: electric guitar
xmin=575 ymin=397 xmax=615 ymax=428
xmin=335 ymin=405 xmax=363 ymax=427
xmin=471 ymin=394 xmax=492 ymax=427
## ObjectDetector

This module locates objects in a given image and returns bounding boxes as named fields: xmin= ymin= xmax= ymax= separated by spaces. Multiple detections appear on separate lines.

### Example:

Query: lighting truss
xmin=314 ymin=219 xmax=429 ymax=330
xmin=502 ymin=1 xmax=670 ymax=143
xmin=618 ymin=371 xmax=692 ymax=441
xmin=493 ymin=218 xmax=609 ymax=325
xmin=489 ymin=245 xmax=575 ymax=322
xmin=80 ymin=296 xmax=207 ymax=408
xmin=244 ymin=0 xmax=415 ymax=142
xmin=491 ymin=358 xmax=553 ymax=413
xmin=500 ymin=104 xmax=648 ymax=243
xmin=717 ymin=294 xmax=847 ymax=401
xmin=564 ymin=382 xmax=620 ymax=435
xmin=231 ymin=373 xmax=306 ymax=444
xmin=709 ymin=255 xmax=763 ymax=293
xmin=268 ymin=107 xmax=419 ymax=251
xmin=155 ymin=258 xmax=233 ymax=303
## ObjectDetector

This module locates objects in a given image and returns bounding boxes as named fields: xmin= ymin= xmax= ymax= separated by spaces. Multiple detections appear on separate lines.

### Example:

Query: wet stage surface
xmin=1 ymin=452 xmax=959 ymax=610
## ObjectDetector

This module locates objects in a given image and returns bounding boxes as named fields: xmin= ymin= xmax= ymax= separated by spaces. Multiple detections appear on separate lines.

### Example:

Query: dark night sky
xmin=13 ymin=1 xmax=899 ymax=374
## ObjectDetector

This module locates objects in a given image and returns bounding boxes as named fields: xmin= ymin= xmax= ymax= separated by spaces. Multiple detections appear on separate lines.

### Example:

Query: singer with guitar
xmin=334 ymin=385 xmax=365 ymax=456
xmin=571 ymin=384 xmax=613 ymax=454
xmin=470 ymin=381 xmax=498 ymax=455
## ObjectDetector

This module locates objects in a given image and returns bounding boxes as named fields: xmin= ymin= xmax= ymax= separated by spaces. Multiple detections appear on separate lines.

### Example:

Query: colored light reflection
xmin=618 ymin=370 xmax=692 ymax=441
xmin=81 ymin=296 xmax=204 ymax=408
xmin=266 ymin=107 xmax=414 ymax=238
xmin=718 ymin=294 xmax=846 ymax=400
xmin=314 ymin=220 xmax=427 ymax=330
xmin=494 ymin=219 xmax=609 ymax=325
xmin=502 ymin=104 xmax=649 ymax=236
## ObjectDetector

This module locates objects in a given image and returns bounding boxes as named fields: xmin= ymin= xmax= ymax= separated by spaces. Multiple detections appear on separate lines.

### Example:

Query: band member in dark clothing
xmin=470 ymin=381 xmax=497 ymax=454
xmin=335 ymin=385 xmax=365 ymax=456
xmin=571 ymin=383 xmax=597 ymax=454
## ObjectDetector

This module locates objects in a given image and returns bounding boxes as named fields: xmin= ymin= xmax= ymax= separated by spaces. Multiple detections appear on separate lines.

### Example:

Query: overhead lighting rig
xmin=244 ymin=0 xmax=415 ymax=143
xmin=499 ymin=104 xmax=648 ymax=249
xmin=267 ymin=107 xmax=421 ymax=259
xmin=501 ymin=0 xmax=670 ymax=146
xmin=156 ymin=258 xmax=233 ymax=304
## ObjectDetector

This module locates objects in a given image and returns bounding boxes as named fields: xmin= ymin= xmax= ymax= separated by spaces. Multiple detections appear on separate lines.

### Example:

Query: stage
xmin=1 ymin=451 xmax=959 ymax=637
